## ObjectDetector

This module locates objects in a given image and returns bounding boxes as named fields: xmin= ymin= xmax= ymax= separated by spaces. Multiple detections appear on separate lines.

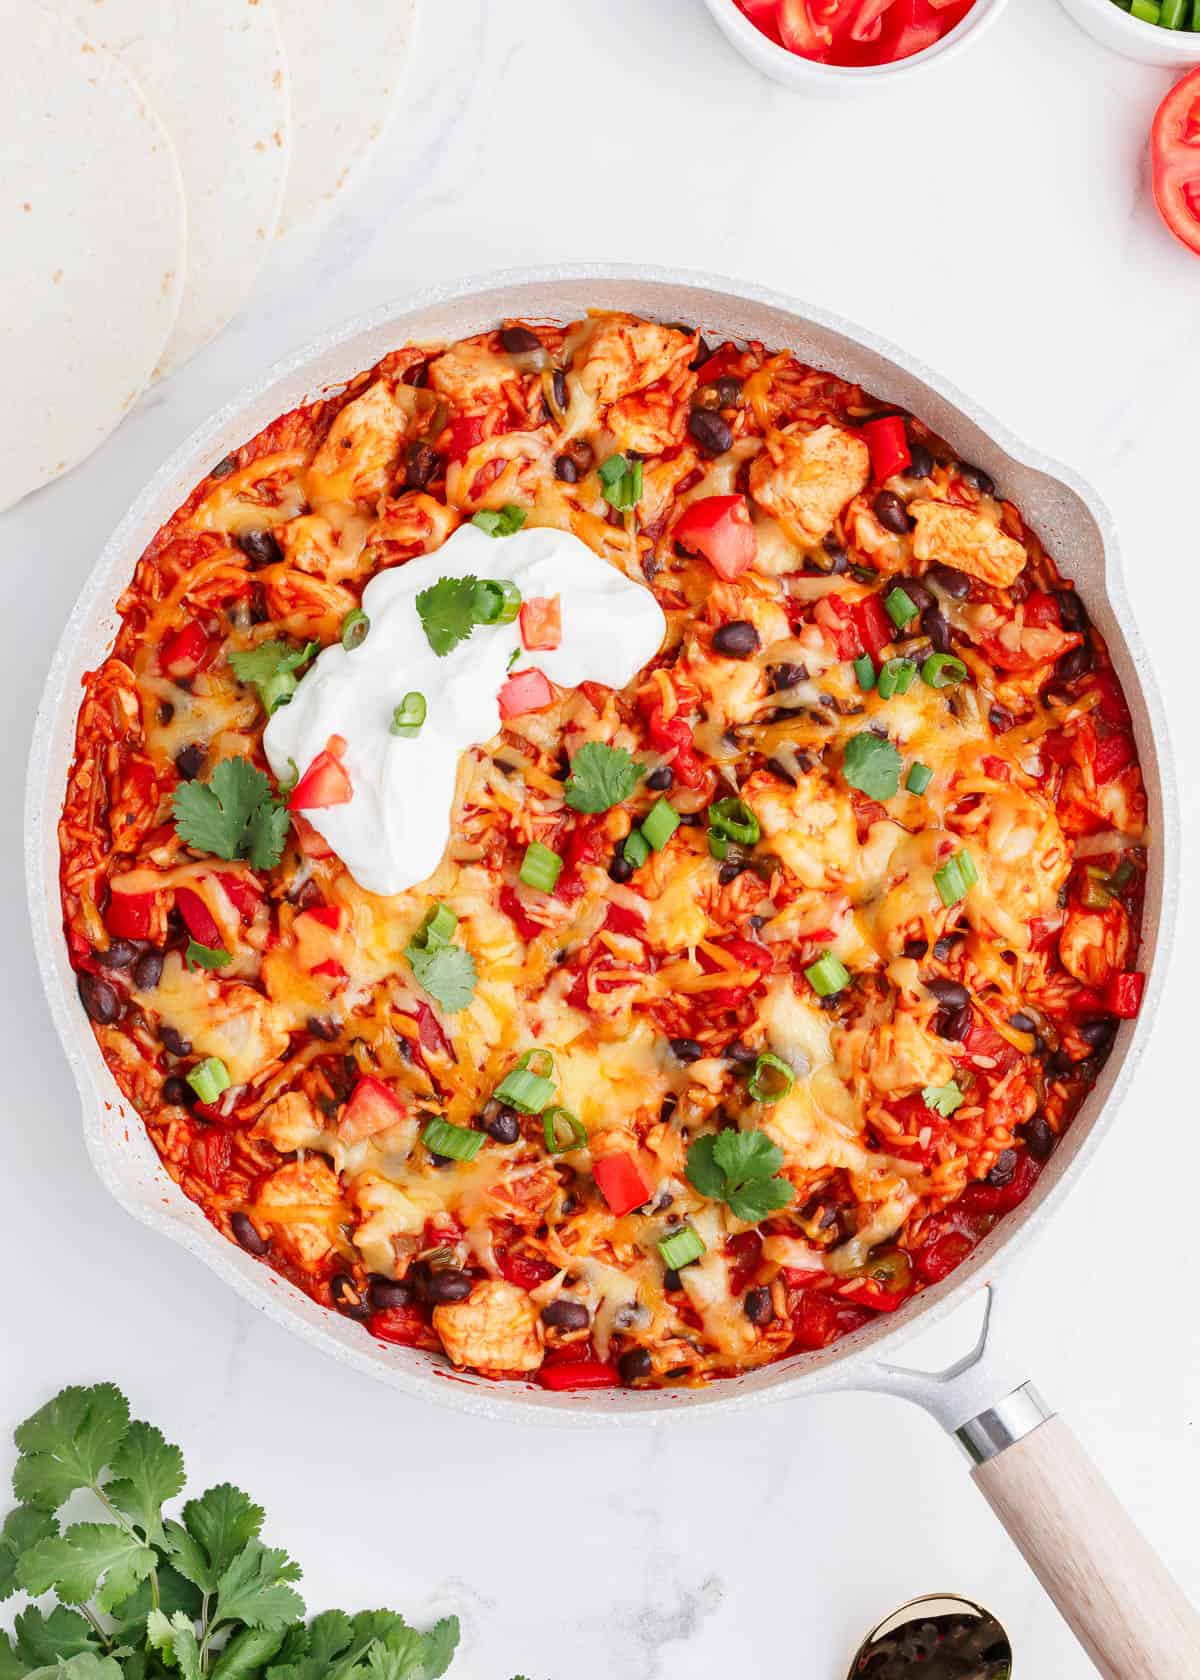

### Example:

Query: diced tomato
xmin=851 ymin=593 xmax=894 ymax=663
xmin=498 ymin=1252 xmax=557 ymax=1291
xmin=291 ymin=813 xmax=334 ymax=858
xmin=217 ymin=873 xmax=262 ymax=921
xmin=862 ymin=416 xmax=911 ymax=483
xmin=835 ymin=1279 xmax=909 ymax=1314
xmin=1151 ymin=67 xmax=1200 ymax=258
xmin=340 ymin=1075 xmax=406 ymax=1142
xmin=499 ymin=884 xmax=544 ymax=942
xmin=593 ymin=1152 xmax=652 ymax=1218
xmin=790 ymin=1288 xmax=872 ymax=1351
xmin=105 ymin=888 xmax=155 ymax=940
xmin=913 ymin=1230 xmax=975 ymax=1284
xmin=309 ymin=959 xmax=347 ymax=981
xmin=498 ymin=668 xmax=553 ymax=719
xmin=691 ymin=344 xmax=742 ymax=385
xmin=726 ymin=1230 xmax=762 ymax=1295
xmin=304 ymin=903 xmax=341 ymax=930
xmin=643 ymin=705 xmax=704 ymax=789
xmin=1093 ymin=670 xmax=1131 ymax=729
xmin=537 ymin=1360 xmax=620 ymax=1391
xmin=1022 ymin=590 xmax=1061 ymax=629
xmin=1028 ymin=915 xmax=1060 ymax=954
xmin=413 ymin=1001 xmax=453 ymax=1060
xmin=519 ymin=595 xmax=562 ymax=652
xmin=1067 ymin=984 xmax=1108 ymax=1020
xmin=160 ymin=620 xmax=210 ymax=680
xmin=447 ymin=414 xmax=486 ymax=462
xmin=369 ymin=1305 xmax=430 ymax=1346
xmin=175 ymin=887 xmax=223 ymax=949
xmin=604 ymin=901 xmax=648 ymax=938
xmin=695 ymin=934 xmax=774 ymax=1008
xmin=673 ymin=495 xmax=757 ymax=581
xmin=290 ymin=748 xmax=352 ymax=811
xmin=190 ymin=1129 xmax=232 ymax=1191
xmin=958 ymin=1151 xmax=1041 ymax=1217
xmin=959 ymin=1020 xmax=1020 ymax=1075
xmin=554 ymin=816 xmax=603 ymax=904
xmin=1092 ymin=732 xmax=1135 ymax=786
xmin=814 ymin=594 xmax=862 ymax=661
xmin=980 ymin=755 xmax=1010 ymax=781
xmin=1105 ymin=971 xmax=1145 ymax=1020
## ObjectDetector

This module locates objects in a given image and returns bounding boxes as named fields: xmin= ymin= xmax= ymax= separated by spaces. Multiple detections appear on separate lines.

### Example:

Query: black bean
xmin=712 ymin=620 xmax=760 ymax=658
xmin=822 ymin=544 xmax=850 ymax=575
xmin=426 ymin=1268 xmax=472 ymax=1304
xmin=618 ymin=1348 xmax=653 ymax=1385
xmin=874 ymin=490 xmax=913 ymax=534
xmin=659 ymin=1094 xmax=678 ymax=1125
xmin=932 ymin=934 xmax=961 ymax=962
xmin=989 ymin=704 xmax=1015 ymax=734
xmin=744 ymin=1286 xmax=774 ymax=1326
xmin=927 ymin=979 xmax=969 ymax=1009
xmin=160 ymin=1025 xmax=192 ymax=1058
xmin=770 ymin=662 xmax=808 ymax=691
xmin=1056 ymin=588 xmax=1088 ymax=633
xmin=403 ymin=441 xmax=440 ymax=490
xmin=986 ymin=1150 xmax=1018 ymax=1187
xmin=236 ymin=528 xmax=282 ymax=568
xmin=724 ymin=1040 xmax=757 ymax=1068
xmin=501 ymin=325 xmax=542 ymax=353
xmin=1009 ymin=1012 xmax=1036 ymax=1033
xmin=644 ymin=765 xmax=674 ymax=793
xmin=487 ymin=1108 xmax=521 ymax=1144
xmin=670 ymin=1037 xmax=704 ymax=1064
xmin=1019 ymin=1116 xmax=1056 ymax=1160
xmin=542 ymin=1298 xmax=590 ymax=1331
xmin=133 ymin=949 xmax=164 ymax=990
xmin=718 ymin=862 xmax=744 ymax=886
xmin=174 ymin=743 xmax=206 ymax=781
xmin=555 ymin=455 xmax=580 ymax=483
xmin=608 ymin=850 xmax=635 ymax=884
xmin=552 ymin=369 xmax=568 ymax=411
xmin=928 ymin=563 xmax=972 ymax=599
xmin=902 ymin=939 xmax=929 ymax=960
xmin=663 ymin=1268 xmax=681 ymax=1291
xmin=922 ymin=607 xmax=951 ymax=653
xmin=689 ymin=337 xmax=711 ymax=371
xmin=77 ymin=972 xmax=120 ymax=1025
xmin=330 ymin=1273 xmax=368 ymax=1319
xmin=766 ymin=756 xmax=797 ymax=786
xmin=304 ymin=1015 xmax=339 ymax=1043
xmin=161 ymin=1075 xmax=193 ymax=1109
xmin=158 ymin=701 xmax=175 ymax=725
xmin=900 ymin=578 xmax=934 ymax=613
xmin=231 ymin=1212 xmax=268 ymax=1255
xmin=368 ymin=1275 xmax=412 ymax=1311
xmin=1054 ymin=643 xmax=1093 ymax=685
xmin=958 ymin=462 xmax=995 ymax=496
xmin=566 ymin=437 xmax=594 ymax=473
xmin=95 ymin=939 xmax=136 ymax=971
xmin=1080 ymin=1017 xmax=1118 ymax=1054
xmin=714 ymin=376 xmax=742 ymax=407
xmin=905 ymin=442 xmax=934 ymax=480
xmin=429 ymin=1152 xmax=453 ymax=1169
xmin=688 ymin=408 xmax=733 ymax=456
xmin=934 ymin=1004 xmax=972 ymax=1043
xmin=248 ymin=584 xmax=269 ymax=625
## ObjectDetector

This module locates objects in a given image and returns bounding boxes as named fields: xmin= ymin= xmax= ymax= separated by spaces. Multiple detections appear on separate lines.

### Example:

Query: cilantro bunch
xmin=172 ymin=759 xmax=290 ymax=873
xmin=685 ymin=1129 xmax=795 ymax=1224
xmin=0 ymin=1385 xmax=458 ymax=1680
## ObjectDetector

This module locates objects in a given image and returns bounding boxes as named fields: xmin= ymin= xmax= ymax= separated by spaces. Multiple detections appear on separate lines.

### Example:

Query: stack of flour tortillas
xmin=2 ymin=0 xmax=419 ymax=514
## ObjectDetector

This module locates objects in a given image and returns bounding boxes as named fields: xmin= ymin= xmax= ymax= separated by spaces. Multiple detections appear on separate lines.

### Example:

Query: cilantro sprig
xmin=923 ymin=1080 xmax=965 ymax=1118
xmin=841 ymin=732 xmax=902 ymax=802
xmin=685 ymin=1129 xmax=796 ymax=1225
xmin=0 ymin=1383 xmax=460 ymax=1680
xmin=415 ymin=574 xmax=522 ymax=659
xmin=172 ymin=758 xmax=290 ymax=872
xmin=562 ymin=742 xmax=642 ymax=814
xmin=227 ymin=641 xmax=317 ymax=715
xmin=404 ymin=904 xmax=477 ymax=1015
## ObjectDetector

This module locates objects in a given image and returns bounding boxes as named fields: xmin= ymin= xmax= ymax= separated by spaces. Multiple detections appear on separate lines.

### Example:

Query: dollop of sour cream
xmin=264 ymin=522 xmax=667 ymax=897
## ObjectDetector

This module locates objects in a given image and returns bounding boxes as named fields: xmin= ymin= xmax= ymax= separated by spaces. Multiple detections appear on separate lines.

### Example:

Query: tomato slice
xmin=519 ymin=596 xmax=562 ymax=652
xmin=498 ymin=668 xmax=554 ymax=718
xmin=673 ymin=495 xmax=758 ymax=581
xmin=592 ymin=1152 xmax=652 ymax=1218
xmin=1152 ymin=68 xmax=1200 ymax=257
xmin=340 ymin=1075 xmax=406 ymax=1142
xmin=290 ymin=748 xmax=352 ymax=811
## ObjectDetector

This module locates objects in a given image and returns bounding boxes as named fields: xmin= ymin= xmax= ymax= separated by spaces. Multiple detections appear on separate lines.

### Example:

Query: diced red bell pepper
xmin=913 ymin=1230 xmax=975 ymax=1284
xmin=175 ymin=887 xmax=223 ymax=949
xmin=790 ymin=1289 xmax=872 ymax=1351
xmin=696 ymin=934 xmax=774 ymax=1007
xmin=836 ymin=1278 xmax=909 ymax=1314
xmin=851 ymin=593 xmax=894 ymax=663
xmin=1021 ymin=590 xmax=1061 ymax=628
xmin=447 ymin=414 xmax=485 ymax=463
xmin=519 ymin=596 xmax=562 ymax=652
xmin=369 ymin=1305 xmax=429 ymax=1346
xmin=537 ymin=1359 xmax=619 ymax=1391
xmin=814 ymin=594 xmax=862 ymax=661
xmin=292 ymin=813 xmax=335 ymax=858
xmin=592 ymin=1152 xmax=652 ymax=1218
xmin=413 ymin=1001 xmax=454 ymax=1060
xmin=957 ymin=1151 xmax=1041 ymax=1217
xmin=106 ymin=888 xmax=155 ymax=940
xmin=309 ymin=959 xmax=347 ymax=981
xmin=673 ymin=495 xmax=758 ymax=581
xmin=959 ymin=1020 xmax=1020 ymax=1075
xmin=1093 ymin=670 xmax=1132 ymax=729
xmin=604 ymin=901 xmax=648 ymax=937
xmin=499 ymin=884 xmax=545 ymax=942
xmin=643 ymin=705 xmax=704 ymax=789
xmin=498 ymin=1252 xmax=557 ymax=1291
xmin=1104 ymin=971 xmax=1145 ymax=1020
xmin=190 ymin=1129 xmax=232 ymax=1191
xmin=498 ymin=668 xmax=553 ymax=719
xmin=1093 ymin=732 xmax=1135 ymax=786
xmin=290 ymin=747 xmax=353 ymax=811
xmin=217 ymin=873 xmax=262 ymax=921
xmin=340 ymin=1075 xmax=406 ymax=1142
xmin=160 ymin=620 xmax=210 ymax=680
xmin=862 ymin=416 xmax=911 ymax=483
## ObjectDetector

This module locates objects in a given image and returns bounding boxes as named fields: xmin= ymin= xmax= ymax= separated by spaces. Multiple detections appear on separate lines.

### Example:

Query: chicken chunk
xmin=1058 ymin=905 xmax=1129 ymax=988
xmin=307 ymin=381 xmax=408 ymax=503
xmin=362 ymin=493 xmax=462 ymax=568
xmin=251 ymin=1091 xmax=329 ymax=1154
xmin=852 ymin=1010 xmax=954 ymax=1097
xmin=748 ymin=423 xmax=869 ymax=547
xmin=910 ymin=499 xmax=1027 ymax=588
xmin=607 ymin=385 xmax=689 ymax=456
xmin=746 ymin=768 xmax=859 ymax=891
xmin=960 ymin=790 xmax=1070 ymax=951
xmin=575 ymin=317 xmax=694 ymax=406
xmin=254 ymin=1158 xmax=343 ymax=1269
xmin=427 ymin=338 xmax=521 ymax=407
xmin=432 ymin=1279 xmax=544 ymax=1374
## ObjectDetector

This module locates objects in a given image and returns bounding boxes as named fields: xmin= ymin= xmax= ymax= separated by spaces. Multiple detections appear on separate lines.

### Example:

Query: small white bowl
xmin=1058 ymin=0 xmax=1200 ymax=65
xmin=700 ymin=0 xmax=1011 ymax=91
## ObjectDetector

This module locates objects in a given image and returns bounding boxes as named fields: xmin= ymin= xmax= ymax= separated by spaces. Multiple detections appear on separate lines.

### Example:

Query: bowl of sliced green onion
xmin=1059 ymin=0 xmax=1200 ymax=63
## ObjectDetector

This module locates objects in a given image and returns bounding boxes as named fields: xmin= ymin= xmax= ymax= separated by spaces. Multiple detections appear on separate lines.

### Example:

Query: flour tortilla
xmin=0 ymin=6 xmax=186 ymax=513
xmin=46 ymin=0 xmax=292 ymax=378
xmin=274 ymin=0 xmax=418 ymax=235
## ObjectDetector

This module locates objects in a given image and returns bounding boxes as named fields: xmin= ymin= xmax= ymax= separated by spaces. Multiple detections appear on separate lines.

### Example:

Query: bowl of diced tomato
xmin=701 ymin=0 xmax=1010 ymax=86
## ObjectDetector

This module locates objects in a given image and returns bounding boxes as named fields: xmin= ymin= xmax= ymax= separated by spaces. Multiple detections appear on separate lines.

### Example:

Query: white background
xmin=3 ymin=1 xmax=1199 ymax=1675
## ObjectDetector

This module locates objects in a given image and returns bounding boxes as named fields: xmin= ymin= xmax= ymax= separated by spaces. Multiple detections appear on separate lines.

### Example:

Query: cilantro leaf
xmin=208 ymin=1625 xmax=287 ymax=1680
xmin=415 ymin=577 xmax=482 ymax=658
xmin=418 ymin=1618 xmax=460 ymax=1679
xmin=18 ymin=1522 xmax=157 ymax=1612
xmin=12 ymin=1606 xmax=100 ymax=1668
xmin=22 ymin=1656 xmax=122 ymax=1680
xmin=563 ymin=742 xmax=642 ymax=814
xmin=922 ymin=1080 xmax=965 ymax=1118
xmin=685 ymin=1129 xmax=795 ymax=1226
xmin=841 ymin=732 xmax=902 ymax=801
xmin=145 ymin=1610 xmax=202 ymax=1680
xmin=405 ymin=945 xmax=477 ymax=1015
xmin=108 ymin=1564 xmax=202 ymax=1647
xmin=184 ymin=941 xmax=231 ymax=973
xmin=166 ymin=1484 xmax=264 ymax=1595
xmin=0 ymin=1633 xmax=19 ymax=1680
xmin=172 ymin=758 xmax=289 ymax=871
xmin=228 ymin=641 xmax=317 ymax=688
xmin=13 ymin=1384 xmax=130 ymax=1511
xmin=0 ymin=1507 xmax=57 ymax=1602
xmin=211 ymin=1540 xmax=303 ymax=1632
xmin=105 ymin=1421 xmax=185 ymax=1546
xmin=360 ymin=1629 xmax=428 ymax=1680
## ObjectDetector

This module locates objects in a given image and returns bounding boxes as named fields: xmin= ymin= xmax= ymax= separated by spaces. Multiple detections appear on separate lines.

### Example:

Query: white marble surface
xmin=3 ymin=1 xmax=1199 ymax=1674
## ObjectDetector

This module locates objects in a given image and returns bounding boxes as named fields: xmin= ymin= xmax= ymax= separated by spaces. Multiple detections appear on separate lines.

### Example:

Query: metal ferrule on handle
xmin=955 ymin=1382 xmax=1052 ymax=1465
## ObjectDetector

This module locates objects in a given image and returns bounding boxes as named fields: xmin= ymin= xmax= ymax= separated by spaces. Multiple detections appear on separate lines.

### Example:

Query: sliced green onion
xmin=1162 ymin=0 xmax=1186 ymax=22
xmin=853 ymin=654 xmax=876 ymax=692
xmin=905 ymin=761 xmax=933 ymax=795
xmin=623 ymin=829 xmax=651 ymax=868
xmin=543 ymin=1106 xmax=587 ymax=1154
xmin=708 ymin=797 xmax=760 ymax=847
xmin=277 ymin=757 xmax=299 ymax=795
xmin=657 ymin=1225 xmax=706 ymax=1270
xmin=1130 ymin=0 xmax=1160 ymax=17
xmin=187 ymin=1057 xmax=231 ymax=1105
xmin=473 ymin=577 xmax=522 ymax=623
xmin=260 ymin=670 xmax=297 ymax=714
xmin=748 ymin=1051 xmax=795 ymax=1104
xmin=517 ymin=1047 xmax=556 ymax=1079
xmin=412 ymin=902 xmax=458 ymax=951
xmin=805 ymin=953 xmax=850 ymax=998
xmin=422 ymin=1116 xmax=484 ymax=1163
xmin=390 ymin=691 xmax=427 ymax=737
xmin=471 ymin=505 xmax=526 ymax=539
xmin=494 ymin=1067 xmax=556 ymax=1114
xmin=921 ymin=653 xmax=967 ymax=690
xmin=1081 ymin=866 xmax=1115 ymax=911
xmin=185 ymin=940 xmax=232 ymax=973
xmin=877 ymin=657 xmax=917 ymax=700
xmin=641 ymin=799 xmax=680 ymax=851
xmin=1108 ymin=858 xmax=1135 ymax=894
xmin=340 ymin=607 xmax=370 ymax=651
xmin=598 ymin=453 xmax=643 ymax=512
xmin=933 ymin=848 xmax=978 ymax=908
xmin=885 ymin=587 xmax=919 ymax=630
xmin=519 ymin=842 xmax=563 ymax=893
xmin=707 ymin=830 xmax=729 ymax=862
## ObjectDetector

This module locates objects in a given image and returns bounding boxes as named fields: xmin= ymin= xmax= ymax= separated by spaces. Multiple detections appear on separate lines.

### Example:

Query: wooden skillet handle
xmin=972 ymin=1414 xmax=1200 ymax=1678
